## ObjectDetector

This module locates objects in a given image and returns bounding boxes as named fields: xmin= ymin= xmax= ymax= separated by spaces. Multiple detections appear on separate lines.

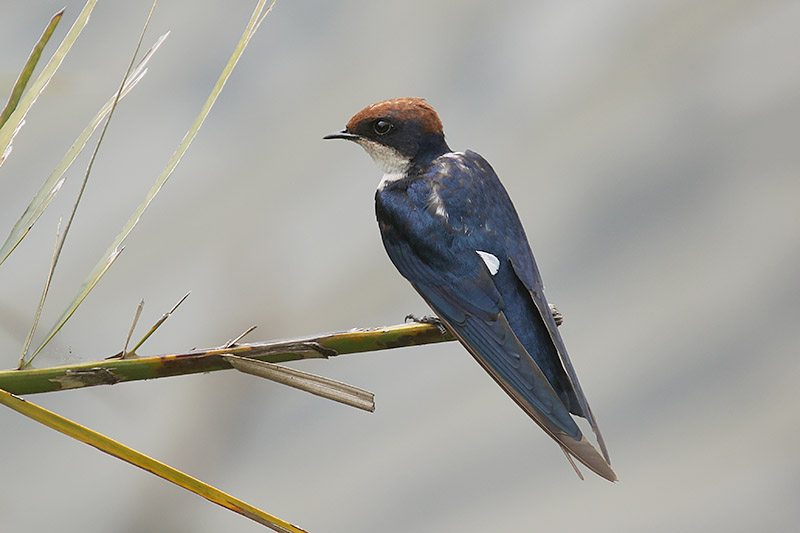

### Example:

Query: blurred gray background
xmin=1 ymin=1 xmax=799 ymax=531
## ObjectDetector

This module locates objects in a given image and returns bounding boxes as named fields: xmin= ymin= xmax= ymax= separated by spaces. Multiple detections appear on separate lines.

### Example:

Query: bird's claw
xmin=549 ymin=303 xmax=564 ymax=327
xmin=405 ymin=313 xmax=449 ymax=336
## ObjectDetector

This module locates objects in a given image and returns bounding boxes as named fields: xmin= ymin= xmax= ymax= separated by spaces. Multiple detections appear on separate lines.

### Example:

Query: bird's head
xmin=324 ymin=97 xmax=451 ymax=174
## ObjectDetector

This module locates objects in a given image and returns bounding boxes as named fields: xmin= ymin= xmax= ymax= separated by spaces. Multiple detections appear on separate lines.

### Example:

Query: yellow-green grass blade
xmin=0 ymin=388 xmax=308 ymax=533
xmin=28 ymin=0 xmax=276 ymax=361
xmin=0 ymin=0 xmax=98 ymax=168
xmin=0 ymin=322 xmax=454 ymax=395
xmin=0 ymin=9 xmax=64 ymax=128
xmin=0 ymin=33 xmax=167 ymax=267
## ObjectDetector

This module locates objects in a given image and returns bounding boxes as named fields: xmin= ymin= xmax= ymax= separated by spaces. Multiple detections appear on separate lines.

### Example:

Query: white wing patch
xmin=426 ymin=187 xmax=448 ymax=220
xmin=476 ymin=250 xmax=500 ymax=275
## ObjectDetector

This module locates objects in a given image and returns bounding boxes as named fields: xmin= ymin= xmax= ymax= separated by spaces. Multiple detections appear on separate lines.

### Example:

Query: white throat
xmin=356 ymin=138 xmax=411 ymax=189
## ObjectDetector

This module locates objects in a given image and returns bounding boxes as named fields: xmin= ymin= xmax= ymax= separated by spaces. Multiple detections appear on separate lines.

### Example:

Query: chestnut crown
xmin=325 ymin=98 xmax=451 ymax=166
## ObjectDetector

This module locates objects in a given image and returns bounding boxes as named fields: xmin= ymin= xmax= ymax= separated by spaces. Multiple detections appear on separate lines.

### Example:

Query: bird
xmin=324 ymin=97 xmax=616 ymax=482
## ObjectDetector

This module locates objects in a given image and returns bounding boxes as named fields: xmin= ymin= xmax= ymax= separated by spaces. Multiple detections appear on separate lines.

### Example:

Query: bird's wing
xmin=506 ymin=234 xmax=612 ymax=465
xmin=465 ymin=148 xmax=613 ymax=466
xmin=380 ymin=221 xmax=617 ymax=481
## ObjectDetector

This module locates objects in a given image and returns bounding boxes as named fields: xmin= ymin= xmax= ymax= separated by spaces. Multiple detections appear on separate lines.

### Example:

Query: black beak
xmin=323 ymin=129 xmax=360 ymax=141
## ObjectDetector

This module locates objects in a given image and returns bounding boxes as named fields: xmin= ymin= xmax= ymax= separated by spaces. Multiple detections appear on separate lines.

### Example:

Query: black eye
xmin=373 ymin=119 xmax=394 ymax=135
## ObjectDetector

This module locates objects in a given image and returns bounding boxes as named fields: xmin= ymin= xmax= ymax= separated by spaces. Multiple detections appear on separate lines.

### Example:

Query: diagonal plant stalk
xmin=18 ymin=219 xmax=63 ymax=368
xmin=0 ymin=8 xmax=64 ymax=128
xmin=0 ymin=388 xmax=308 ymax=533
xmin=0 ymin=322 xmax=455 ymax=395
xmin=122 ymin=298 xmax=146 ymax=357
xmin=26 ymin=0 xmax=278 ymax=365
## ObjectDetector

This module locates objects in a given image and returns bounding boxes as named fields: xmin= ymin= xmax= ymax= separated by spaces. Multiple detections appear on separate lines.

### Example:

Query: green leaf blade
xmin=0 ymin=0 xmax=99 ymax=168
xmin=0 ymin=9 xmax=65 ymax=128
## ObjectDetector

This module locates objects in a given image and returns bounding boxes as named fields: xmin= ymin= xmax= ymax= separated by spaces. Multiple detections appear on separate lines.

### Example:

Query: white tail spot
xmin=476 ymin=250 xmax=500 ymax=275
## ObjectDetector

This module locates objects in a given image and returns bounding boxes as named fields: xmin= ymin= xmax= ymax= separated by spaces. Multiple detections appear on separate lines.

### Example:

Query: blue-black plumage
xmin=325 ymin=98 xmax=616 ymax=481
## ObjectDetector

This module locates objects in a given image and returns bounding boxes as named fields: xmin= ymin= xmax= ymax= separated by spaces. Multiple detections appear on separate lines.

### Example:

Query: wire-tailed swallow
xmin=324 ymin=97 xmax=616 ymax=481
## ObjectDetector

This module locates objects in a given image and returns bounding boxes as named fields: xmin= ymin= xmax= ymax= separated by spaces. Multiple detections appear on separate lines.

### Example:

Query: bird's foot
xmin=405 ymin=314 xmax=449 ymax=336
xmin=549 ymin=303 xmax=564 ymax=327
